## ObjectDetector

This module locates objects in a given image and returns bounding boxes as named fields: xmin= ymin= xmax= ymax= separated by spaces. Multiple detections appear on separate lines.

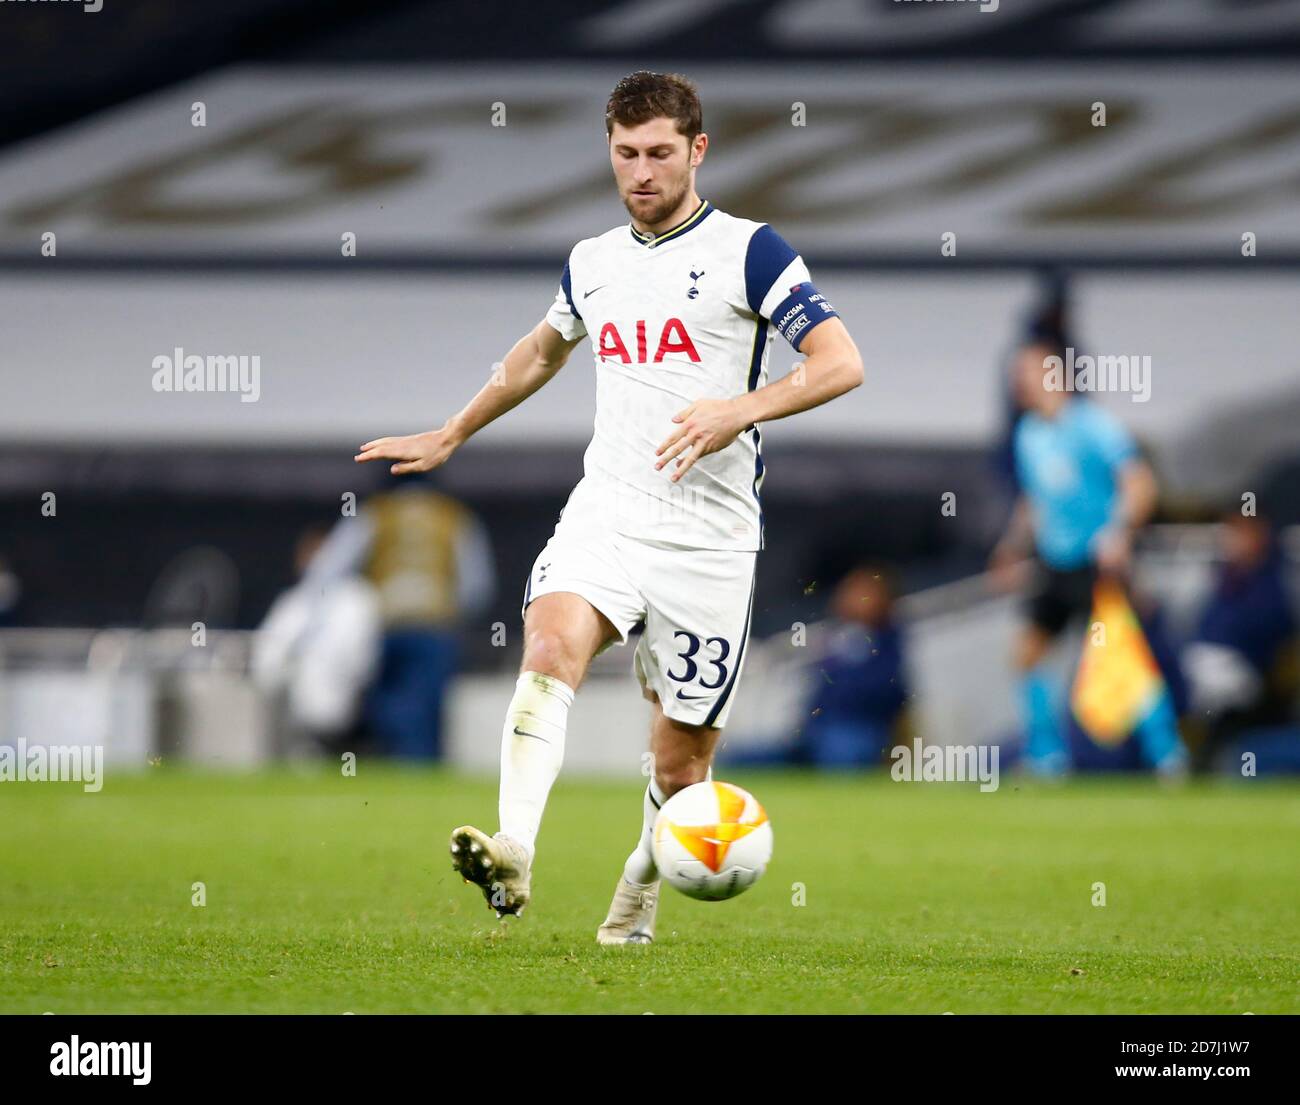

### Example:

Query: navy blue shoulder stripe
xmin=744 ymin=224 xmax=800 ymax=315
xmin=560 ymin=260 xmax=581 ymax=321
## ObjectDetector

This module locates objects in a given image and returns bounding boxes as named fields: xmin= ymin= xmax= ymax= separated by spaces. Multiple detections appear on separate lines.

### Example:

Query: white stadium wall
xmin=2 ymin=271 xmax=1297 ymax=500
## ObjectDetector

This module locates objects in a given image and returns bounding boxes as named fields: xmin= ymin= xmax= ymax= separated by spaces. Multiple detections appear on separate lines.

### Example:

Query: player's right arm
xmin=1093 ymin=455 xmax=1157 ymax=576
xmin=988 ymin=494 xmax=1035 ymax=592
xmin=1084 ymin=404 xmax=1154 ymax=576
xmin=354 ymin=319 xmax=582 ymax=475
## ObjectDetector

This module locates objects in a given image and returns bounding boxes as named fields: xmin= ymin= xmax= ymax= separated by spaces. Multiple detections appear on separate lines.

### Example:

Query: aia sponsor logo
xmin=598 ymin=319 xmax=700 ymax=364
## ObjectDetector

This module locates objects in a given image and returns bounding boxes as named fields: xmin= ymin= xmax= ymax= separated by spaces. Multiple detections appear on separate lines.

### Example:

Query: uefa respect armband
xmin=769 ymin=282 xmax=839 ymax=351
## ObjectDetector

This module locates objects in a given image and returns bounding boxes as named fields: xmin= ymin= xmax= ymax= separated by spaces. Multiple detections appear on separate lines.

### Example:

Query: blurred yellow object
xmin=1070 ymin=579 xmax=1165 ymax=746
xmin=367 ymin=489 xmax=472 ymax=627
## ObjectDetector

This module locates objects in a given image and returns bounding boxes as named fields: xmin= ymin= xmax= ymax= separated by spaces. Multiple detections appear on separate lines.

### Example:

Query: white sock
xmin=622 ymin=777 xmax=667 ymax=885
xmin=498 ymin=671 xmax=573 ymax=862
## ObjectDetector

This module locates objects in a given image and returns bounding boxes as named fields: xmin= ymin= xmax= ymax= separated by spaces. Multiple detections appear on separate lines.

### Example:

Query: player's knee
xmin=654 ymin=744 xmax=712 ymax=796
xmin=521 ymin=628 xmax=583 ymax=686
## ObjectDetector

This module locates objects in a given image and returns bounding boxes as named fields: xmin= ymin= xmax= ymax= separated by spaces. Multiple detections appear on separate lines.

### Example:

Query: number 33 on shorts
xmin=633 ymin=564 xmax=755 ymax=730
xmin=669 ymin=632 xmax=731 ymax=696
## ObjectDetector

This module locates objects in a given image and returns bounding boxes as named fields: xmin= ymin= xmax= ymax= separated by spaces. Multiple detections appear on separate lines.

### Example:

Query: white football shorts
xmin=520 ymin=485 xmax=758 ymax=729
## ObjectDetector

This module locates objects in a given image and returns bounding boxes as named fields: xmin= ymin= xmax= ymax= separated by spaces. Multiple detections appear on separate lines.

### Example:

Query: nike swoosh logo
xmin=513 ymin=726 xmax=549 ymax=742
xmin=675 ymin=690 xmax=712 ymax=701
xmin=583 ymin=285 xmax=607 ymax=299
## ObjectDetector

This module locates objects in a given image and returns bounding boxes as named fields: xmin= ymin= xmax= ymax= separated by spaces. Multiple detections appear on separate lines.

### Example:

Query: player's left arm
xmin=655 ymin=321 xmax=863 ymax=481
xmin=1095 ymin=456 xmax=1158 ymax=575
xmin=1114 ymin=458 xmax=1159 ymax=529
xmin=733 ymin=316 xmax=863 ymax=422
xmin=1089 ymin=405 xmax=1158 ymax=574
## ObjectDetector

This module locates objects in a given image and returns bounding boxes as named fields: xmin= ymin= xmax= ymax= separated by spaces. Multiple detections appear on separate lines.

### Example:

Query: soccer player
xmin=355 ymin=71 xmax=863 ymax=942
xmin=988 ymin=344 xmax=1185 ymax=776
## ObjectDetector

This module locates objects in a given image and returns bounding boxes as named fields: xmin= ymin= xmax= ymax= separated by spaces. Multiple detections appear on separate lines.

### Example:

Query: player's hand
xmin=987 ymin=540 xmax=1030 ymax=593
xmin=655 ymin=400 xmax=747 ymax=482
xmin=354 ymin=424 xmax=461 ymax=475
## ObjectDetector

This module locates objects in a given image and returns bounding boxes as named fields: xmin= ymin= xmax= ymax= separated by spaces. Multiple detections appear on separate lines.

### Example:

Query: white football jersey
xmin=544 ymin=199 xmax=839 ymax=552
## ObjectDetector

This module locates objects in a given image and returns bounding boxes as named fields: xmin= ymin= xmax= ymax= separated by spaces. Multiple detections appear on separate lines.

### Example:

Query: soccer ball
xmin=652 ymin=781 xmax=772 ymax=901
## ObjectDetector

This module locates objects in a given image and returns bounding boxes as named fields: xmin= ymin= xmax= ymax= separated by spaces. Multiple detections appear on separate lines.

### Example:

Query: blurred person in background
xmin=346 ymin=473 xmax=496 ymax=760
xmin=252 ymin=527 xmax=382 ymax=752
xmin=796 ymin=564 xmax=908 ymax=768
xmin=1183 ymin=509 xmax=1297 ymax=771
xmin=989 ymin=346 xmax=1186 ymax=777
xmin=255 ymin=473 xmax=496 ymax=759
xmin=992 ymin=272 xmax=1072 ymax=502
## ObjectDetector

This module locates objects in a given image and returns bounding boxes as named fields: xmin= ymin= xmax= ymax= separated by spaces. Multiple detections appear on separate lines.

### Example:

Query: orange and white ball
xmin=652 ymin=781 xmax=773 ymax=901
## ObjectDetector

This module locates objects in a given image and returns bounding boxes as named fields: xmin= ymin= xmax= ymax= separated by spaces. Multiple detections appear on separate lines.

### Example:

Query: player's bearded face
xmin=610 ymin=122 xmax=696 ymax=226
xmin=619 ymin=163 xmax=690 ymax=225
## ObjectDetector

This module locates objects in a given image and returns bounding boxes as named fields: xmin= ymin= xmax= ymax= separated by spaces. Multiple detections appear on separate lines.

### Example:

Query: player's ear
xmin=690 ymin=132 xmax=708 ymax=167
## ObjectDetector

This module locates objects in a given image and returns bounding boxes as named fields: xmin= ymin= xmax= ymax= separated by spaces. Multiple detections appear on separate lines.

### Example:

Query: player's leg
xmin=1132 ymin=687 xmax=1189 ymax=780
xmin=1015 ymin=622 xmax=1066 ymax=773
xmin=499 ymin=591 xmax=619 ymax=851
xmin=1016 ymin=563 xmax=1084 ymax=776
xmin=597 ymin=694 xmax=721 ymax=945
xmin=598 ymin=544 xmax=755 ymax=944
xmin=629 ymin=693 xmax=721 ymax=880
xmin=451 ymin=591 xmax=619 ymax=917
xmin=453 ymin=499 xmax=649 ymax=920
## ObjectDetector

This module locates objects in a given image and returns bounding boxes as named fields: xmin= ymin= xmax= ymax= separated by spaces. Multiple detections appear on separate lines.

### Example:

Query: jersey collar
xmin=629 ymin=199 xmax=712 ymax=248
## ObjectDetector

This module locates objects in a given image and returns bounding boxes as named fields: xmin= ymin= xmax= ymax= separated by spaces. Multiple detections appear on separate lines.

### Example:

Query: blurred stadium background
xmin=2 ymin=0 xmax=1300 ymax=781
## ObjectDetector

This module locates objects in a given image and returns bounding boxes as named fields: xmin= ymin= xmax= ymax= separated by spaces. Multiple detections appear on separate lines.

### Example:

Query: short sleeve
xmin=1085 ymin=404 xmax=1139 ymax=469
xmin=544 ymin=257 xmax=587 ymax=342
xmin=744 ymin=224 xmax=839 ymax=351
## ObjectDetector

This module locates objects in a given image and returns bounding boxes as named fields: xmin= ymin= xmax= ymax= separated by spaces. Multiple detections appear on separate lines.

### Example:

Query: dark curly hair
xmin=605 ymin=71 xmax=703 ymax=142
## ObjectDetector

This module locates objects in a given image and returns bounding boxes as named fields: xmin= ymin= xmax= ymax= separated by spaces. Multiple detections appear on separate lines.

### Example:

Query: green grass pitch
xmin=2 ymin=766 xmax=1297 ymax=1013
